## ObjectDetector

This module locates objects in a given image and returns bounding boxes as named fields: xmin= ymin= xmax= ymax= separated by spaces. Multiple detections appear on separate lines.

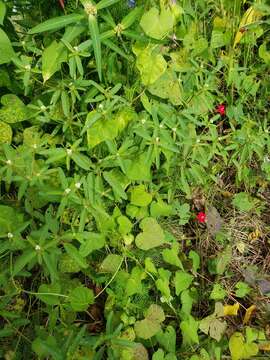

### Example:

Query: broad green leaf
xmin=188 ymin=250 xmax=200 ymax=273
xmin=232 ymin=192 xmax=256 ymax=212
xmin=134 ymin=318 xmax=161 ymax=340
xmin=148 ymin=69 xmax=182 ymax=105
xmin=134 ymin=304 xmax=165 ymax=340
xmin=152 ymin=349 xmax=165 ymax=360
xmin=229 ymin=332 xmax=258 ymax=360
xmin=199 ymin=315 xmax=227 ymax=342
xmin=42 ymin=41 xmax=67 ymax=82
xmin=0 ymin=94 xmax=30 ymax=123
xmin=59 ymin=253 xmax=81 ymax=273
xmin=216 ymin=245 xmax=232 ymax=275
xmin=130 ymin=185 xmax=152 ymax=207
xmin=29 ymin=14 xmax=84 ymax=34
xmin=0 ymin=28 xmax=15 ymax=65
xmin=259 ymin=42 xmax=270 ymax=64
xmin=210 ymin=284 xmax=227 ymax=300
xmin=180 ymin=316 xmax=199 ymax=345
xmin=156 ymin=268 xmax=172 ymax=301
xmin=156 ymin=326 xmax=176 ymax=353
xmin=64 ymin=243 xmax=88 ymax=269
xmin=150 ymin=200 xmax=174 ymax=217
xmin=133 ymin=44 xmax=167 ymax=86
xmin=162 ymin=243 xmax=183 ymax=269
xmin=126 ymin=266 xmax=144 ymax=296
xmin=174 ymin=271 xmax=193 ymax=295
xmin=37 ymin=283 xmax=61 ymax=305
xmin=0 ymin=1 xmax=6 ymax=25
xmin=235 ymin=281 xmax=251 ymax=298
xmin=140 ymin=7 xmax=174 ymax=40
xmin=135 ymin=217 xmax=165 ymax=250
xmin=12 ymin=250 xmax=36 ymax=276
xmin=125 ymin=152 xmax=152 ymax=181
xmin=117 ymin=215 xmax=132 ymax=236
xmin=99 ymin=254 xmax=122 ymax=273
xmin=0 ymin=121 xmax=12 ymax=144
xmin=69 ymin=285 xmax=94 ymax=311
xmin=79 ymin=232 xmax=105 ymax=257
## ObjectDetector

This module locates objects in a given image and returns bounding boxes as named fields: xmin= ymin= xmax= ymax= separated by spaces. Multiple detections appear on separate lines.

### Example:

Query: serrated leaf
xmin=0 ymin=121 xmax=12 ymax=144
xmin=37 ymin=283 xmax=61 ymax=305
xmin=64 ymin=243 xmax=88 ymax=269
xmin=69 ymin=285 xmax=94 ymax=311
xmin=79 ymin=232 xmax=105 ymax=257
xmin=135 ymin=217 xmax=165 ymax=250
xmin=12 ymin=250 xmax=36 ymax=276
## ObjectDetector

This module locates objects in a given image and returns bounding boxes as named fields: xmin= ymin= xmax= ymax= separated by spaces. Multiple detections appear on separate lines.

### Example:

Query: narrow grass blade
xmin=96 ymin=0 xmax=121 ymax=11
xmin=29 ymin=14 xmax=84 ymax=34
xmin=88 ymin=14 xmax=102 ymax=80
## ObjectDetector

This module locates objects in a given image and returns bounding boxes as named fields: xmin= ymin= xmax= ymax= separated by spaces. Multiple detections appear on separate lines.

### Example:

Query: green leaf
xmin=210 ymin=284 xmax=227 ymax=300
xmin=162 ymin=243 xmax=184 ymax=269
xmin=134 ymin=304 xmax=165 ymax=340
xmin=174 ymin=271 xmax=193 ymax=295
xmin=71 ymin=152 xmax=91 ymax=170
xmin=0 ymin=94 xmax=29 ymax=123
xmin=125 ymin=152 xmax=152 ymax=181
xmin=117 ymin=215 xmax=132 ymax=236
xmin=150 ymin=200 xmax=174 ymax=217
xmin=199 ymin=314 xmax=227 ymax=342
xmin=0 ymin=121 xmax=12 ymax=144
xmin=104 ymin=171 xmax=127 ymax=200
xmin=216 ymin=245 xmax=232 ymax=275
xmin=64 ymin=243 xmax=88 ymax=269
xmin=140 ymin=6 xmax=174 ymax=40
xmin=188 ymin=250 xmax=200 ymax=273
xmin=42 ymin=41 xmax=67 ymax=82
xmin=69 ymin=285 xmax=94 ymax=312
xmin=0 ymin=28 xmax=15 ymax=65
xmin=180 ymin=316 xmax=199 ymax=345
xmin=232 ymin=192 xmax=256 ymax=212
xmin=148 ymin=69 xmax=182 ymax=105
xmin=79 ymin=232 xmax=105 ymax=257
xmin=88 ymin=14 xmax=102 ymax=81
xmin=0 ymin=1 xmax=6 ymax=25
xmin=229 ymin=332 xmax=258 ymax=360
xmin=235 ymin=282 xmax=251 ymax=298
xmin=96 ymin=0 xmax=121 ymax=10
xmin=12 ymin=250 xmax=36 ymax=276
xmin=133 ymin=44 xmax=167 ymax=86
xmin=37 ymin=283 xmax=61 ymax=305
xmin=29 ymin=14 xmax=84 ymax=34
xmin=156 ymin=326 xmax=176 ymax=353
xmin=99 ymin=254 xmax=122 ymax=273
xmin=130 ymin=185 xmax=152 ymax=207
xmin=135 ymin=217 xmax=165 ymax=250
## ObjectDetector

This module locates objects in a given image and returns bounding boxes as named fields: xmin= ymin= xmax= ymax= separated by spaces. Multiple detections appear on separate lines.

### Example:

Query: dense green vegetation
xmin=1 ymin=0 xmax=270 ymax=358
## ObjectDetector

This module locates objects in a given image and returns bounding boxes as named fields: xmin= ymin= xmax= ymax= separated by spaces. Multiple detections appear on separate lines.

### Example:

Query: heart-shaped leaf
xmin=135 ymin=217 xmax=165 ymax=250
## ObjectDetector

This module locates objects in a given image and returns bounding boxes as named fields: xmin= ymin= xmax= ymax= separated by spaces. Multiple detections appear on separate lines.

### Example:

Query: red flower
xmin=216 ymin=104 xmax=226 ymax=116
xmin=196 ymin=212 xmax=206 ymax=223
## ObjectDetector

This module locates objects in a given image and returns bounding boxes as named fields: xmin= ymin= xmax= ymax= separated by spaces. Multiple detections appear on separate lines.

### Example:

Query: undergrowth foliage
xmin=0 ymin=0 xmax=270 ymax=359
